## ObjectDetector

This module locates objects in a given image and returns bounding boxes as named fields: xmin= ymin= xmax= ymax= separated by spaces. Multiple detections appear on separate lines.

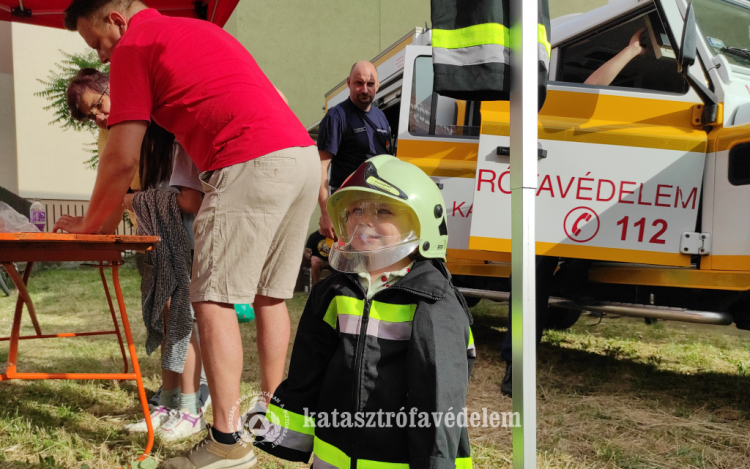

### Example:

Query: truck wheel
xmin=546 ymin=306 xmax=582 ymax=330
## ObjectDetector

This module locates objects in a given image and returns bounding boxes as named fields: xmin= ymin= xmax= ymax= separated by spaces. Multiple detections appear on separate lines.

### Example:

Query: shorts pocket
xmin=199 ymin=166 xmax=231 ymax=192
xmin=253 ymin=155 xmax=297 ymax=169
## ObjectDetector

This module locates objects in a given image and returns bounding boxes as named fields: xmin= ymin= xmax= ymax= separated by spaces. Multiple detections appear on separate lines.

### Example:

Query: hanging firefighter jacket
xmin=431 ymin=0 xmax=551 ymax=107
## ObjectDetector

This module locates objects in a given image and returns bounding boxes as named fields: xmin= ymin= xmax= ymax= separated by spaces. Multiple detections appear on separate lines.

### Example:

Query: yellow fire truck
xmin=317 ymin=0 xmax=750 ymax=330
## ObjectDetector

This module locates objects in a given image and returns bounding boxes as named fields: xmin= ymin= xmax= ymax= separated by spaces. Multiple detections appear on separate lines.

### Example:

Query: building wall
xmin=0 ymin=21 xmax=18 ymax=194
xmin=11 ymin=23 xmax=97 ymax=200
xmin=225 ymin=0 xmax=432 ymax=129
xmin=225 ymin=0 xmax=607 ymax=129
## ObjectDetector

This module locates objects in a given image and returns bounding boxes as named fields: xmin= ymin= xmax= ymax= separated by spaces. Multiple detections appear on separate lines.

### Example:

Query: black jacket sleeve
xmin=406 ymin=293 xmax=471 ymax=469
xmin=253 ymin=286 xmax=340 ymax=462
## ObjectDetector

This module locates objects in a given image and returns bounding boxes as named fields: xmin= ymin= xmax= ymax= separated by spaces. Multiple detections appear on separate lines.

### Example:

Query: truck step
xmin=456 ymin=288 xmax=733 ymax=326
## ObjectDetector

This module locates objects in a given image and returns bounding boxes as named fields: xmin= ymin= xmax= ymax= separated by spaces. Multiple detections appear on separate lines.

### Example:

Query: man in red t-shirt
xmin=55 ymin=1 xmax=319 ymax=466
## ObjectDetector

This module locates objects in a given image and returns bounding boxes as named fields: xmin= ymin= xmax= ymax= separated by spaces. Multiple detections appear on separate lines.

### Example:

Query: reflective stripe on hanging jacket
xmin=431 ymin=0 xmax=551 ymax=107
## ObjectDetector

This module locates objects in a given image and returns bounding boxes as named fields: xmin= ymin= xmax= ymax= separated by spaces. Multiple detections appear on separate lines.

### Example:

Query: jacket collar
xmin=344 ymin=259 xmax=451 ymax=301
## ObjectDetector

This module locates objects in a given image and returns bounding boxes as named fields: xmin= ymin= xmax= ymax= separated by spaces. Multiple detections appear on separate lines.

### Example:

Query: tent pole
xmin=509 ymin=0 xmax=538 ymax=467
xmin=210 ymin=0 xmax=219 ymax=23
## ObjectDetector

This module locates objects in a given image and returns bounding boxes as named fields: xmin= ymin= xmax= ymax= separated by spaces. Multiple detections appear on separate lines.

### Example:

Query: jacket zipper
xmin=345 ymin=276 xmax=441 ymax=469
xmin=351 ymin=296 xmax=371 ymax=469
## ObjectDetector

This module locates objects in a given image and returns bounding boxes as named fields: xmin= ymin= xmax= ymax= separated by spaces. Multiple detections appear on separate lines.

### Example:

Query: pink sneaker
xmin=159 ymin=408 xmax=206 ymax=441
xmin=125 ymin=405 xmax=172 ymax=433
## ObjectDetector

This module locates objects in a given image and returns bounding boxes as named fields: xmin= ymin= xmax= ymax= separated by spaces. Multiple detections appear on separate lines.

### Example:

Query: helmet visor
xmin=329 ymin=197 xmax=419 ymax=273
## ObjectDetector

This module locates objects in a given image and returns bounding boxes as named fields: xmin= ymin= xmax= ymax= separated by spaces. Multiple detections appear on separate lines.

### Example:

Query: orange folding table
xmin=0 ymin=233 xmax=160 ymax=462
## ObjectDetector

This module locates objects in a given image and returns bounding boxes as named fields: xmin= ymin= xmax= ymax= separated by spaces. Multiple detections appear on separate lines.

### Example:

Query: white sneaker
xmin=159 ymin=408 xmax=206 ymax=441
xmin=125 ymin=405 xmax=172 ymax=434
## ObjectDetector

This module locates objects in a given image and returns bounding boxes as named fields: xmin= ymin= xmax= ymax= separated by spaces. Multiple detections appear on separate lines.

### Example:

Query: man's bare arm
xmin=53 ymin=121 xmax=147 ymax=234
xmin=275 ymin=86 xmax=289 ymax=105
xmin=97 ymin=206 xmax=126 ymax=234
xmin=318 ymin=150 xmax=335 ymax=239
xmin=584 ymin=28 xmax=646 ymax=86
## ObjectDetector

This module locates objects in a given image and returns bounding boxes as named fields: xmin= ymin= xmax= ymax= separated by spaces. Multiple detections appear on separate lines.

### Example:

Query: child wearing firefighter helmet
xmin=253 ymin=155 xmax=474 ymax=468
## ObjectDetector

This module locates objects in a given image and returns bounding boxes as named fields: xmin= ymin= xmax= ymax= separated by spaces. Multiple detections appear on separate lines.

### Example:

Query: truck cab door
xmin=396 ymin=44 xmax=483 ymax=252
xmin=469 ymin=2 xmax=709 ymax=267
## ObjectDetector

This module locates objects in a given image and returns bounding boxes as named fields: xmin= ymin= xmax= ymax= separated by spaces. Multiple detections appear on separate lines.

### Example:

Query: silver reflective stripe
xmin=255 ymin=418 xmax=313 ymax=452
xmin=467 ymin=343 xmax=476 ymax=358
xmin=338 ymin=314 xmax=412 ymax=341
xmin=538 ymin=42 xmax=550 ymax=70
xmin=367 ymin=317 xmax=412 ymax=340
xmin=338 ymin=314 xmax=362 ymax=336
xmin=313 ymin=454 xmax=339 ymax=469
xmin=433 ymin=43 xmax=509 ymax=67
xmin=278 ymin=427 xmax=314 ymax=452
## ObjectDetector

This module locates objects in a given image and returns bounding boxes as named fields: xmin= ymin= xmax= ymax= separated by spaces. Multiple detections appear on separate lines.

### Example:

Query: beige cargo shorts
xmin=190 ymin=145 xmax=319 ymax=304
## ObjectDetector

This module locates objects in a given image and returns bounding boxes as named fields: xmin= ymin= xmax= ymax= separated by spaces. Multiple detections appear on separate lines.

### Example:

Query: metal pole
xmin=509 ymin=0 xmax=538 ymax=467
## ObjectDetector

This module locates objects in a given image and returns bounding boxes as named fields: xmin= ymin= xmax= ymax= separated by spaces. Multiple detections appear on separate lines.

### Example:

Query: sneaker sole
xmin=126 ymin=422 xmax=165 ymax=434
xmin=125 ymin=416 xmax=169 ymax=434
xmin=158 ymin=425 xmax=206 ymax=441
xmin=200 ymin=451 xmax=256 ymax=469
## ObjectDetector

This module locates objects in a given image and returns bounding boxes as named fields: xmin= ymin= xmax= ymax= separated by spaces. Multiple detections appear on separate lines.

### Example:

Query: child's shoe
xmin=159 ymin=408 xmax=206 ymax=441
xmin=125 ymin=405 xmax=172 ymax=433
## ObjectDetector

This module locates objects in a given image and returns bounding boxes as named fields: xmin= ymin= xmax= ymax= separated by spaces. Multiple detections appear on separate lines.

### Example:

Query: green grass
xmin=2 ymin=266 xmax=750 ymax=468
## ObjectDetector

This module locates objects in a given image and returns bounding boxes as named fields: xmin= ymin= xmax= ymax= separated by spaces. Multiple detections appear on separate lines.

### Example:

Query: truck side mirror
xmin=674 ymin=1 xmax=718 ymax=126
xmin=677 ymin=2 xmax=697 ymax=74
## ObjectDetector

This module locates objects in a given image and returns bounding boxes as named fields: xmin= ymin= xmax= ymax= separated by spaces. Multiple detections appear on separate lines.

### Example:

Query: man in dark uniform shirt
xmin=317 ymin=60 xmax=392 ymax=238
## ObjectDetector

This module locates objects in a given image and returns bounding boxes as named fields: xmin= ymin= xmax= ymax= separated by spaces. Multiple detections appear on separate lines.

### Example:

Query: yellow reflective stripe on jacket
xmin=323 ymin=296 xmax=416 ymax=329
xmin=314 ymin=436 xmax=350 ymax=469
xmin=538 ymin=23 xmax=551 ymax=58
xmin=314 ymin=436 xmax=470 ymax=469
xmin=433 ymin=22 xmax=550 ymax=59
xmin=468 ymin=327 xmax=474 ymax=347
xmin=323 ymin=296 xmax=364 ymax=329
xmin=359 ymin=460 xmax=409 ymax=469
xmin=433 ymin=23 xmax=509 ymax=49
xmin=370 ymin=301 xmax=416 ymax=323
xmin=267 ymin=404 xmax=315 ymax=436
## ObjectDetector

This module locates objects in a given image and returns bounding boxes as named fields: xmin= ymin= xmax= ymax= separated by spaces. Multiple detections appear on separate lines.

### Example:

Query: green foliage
xmin=35 ymin=50 xmax=109 ymax=168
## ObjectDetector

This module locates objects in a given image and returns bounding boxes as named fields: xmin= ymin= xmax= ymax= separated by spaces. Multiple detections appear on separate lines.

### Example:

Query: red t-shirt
xmin=108 ymin=9 xmax=313 ymax=172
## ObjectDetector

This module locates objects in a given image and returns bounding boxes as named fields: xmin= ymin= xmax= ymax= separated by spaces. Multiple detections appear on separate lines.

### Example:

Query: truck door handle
xmin=497 ymin=146 xmax=547 ymax=159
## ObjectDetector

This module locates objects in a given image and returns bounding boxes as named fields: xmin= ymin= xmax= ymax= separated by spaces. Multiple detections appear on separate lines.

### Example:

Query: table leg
xmin=2 ymin=262 xmax=40 ymax=377
xmin=99 ymin=267 xmax=129 ymax=374
xmin=20 ymin=264 xmax=42 ymax=336
xmin=2 ymin=263 xmax=42 ymax=335
xmin=112 ymin=266 xmax=153 ymax=459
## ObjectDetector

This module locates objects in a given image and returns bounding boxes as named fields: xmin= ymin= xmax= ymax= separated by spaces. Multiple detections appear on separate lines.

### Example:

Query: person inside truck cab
xmin=317 ymin=61 xmax=393 ymax=239
xmin=585 ymin=28 xmax=648 ymax=86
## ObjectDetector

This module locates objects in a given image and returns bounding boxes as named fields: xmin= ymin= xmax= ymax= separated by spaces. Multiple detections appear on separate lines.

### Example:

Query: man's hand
xmin=319 ymin=210 xmax=336 ymax=239
xmin=53 ymin=215 xmax=88 ymax=234
xmin=629 ymin=28 xmax=648 ymax=56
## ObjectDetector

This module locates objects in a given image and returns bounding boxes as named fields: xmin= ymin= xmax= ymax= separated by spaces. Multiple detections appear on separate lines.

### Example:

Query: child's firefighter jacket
xmin=254 ymin=259 xmax=475 ymax=469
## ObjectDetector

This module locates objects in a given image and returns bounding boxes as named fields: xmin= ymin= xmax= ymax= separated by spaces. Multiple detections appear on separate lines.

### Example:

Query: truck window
xmin=408 ymin=56 xmax=481 ymax=138
xmin=557 ymin=11 xmax=688 ymax=94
